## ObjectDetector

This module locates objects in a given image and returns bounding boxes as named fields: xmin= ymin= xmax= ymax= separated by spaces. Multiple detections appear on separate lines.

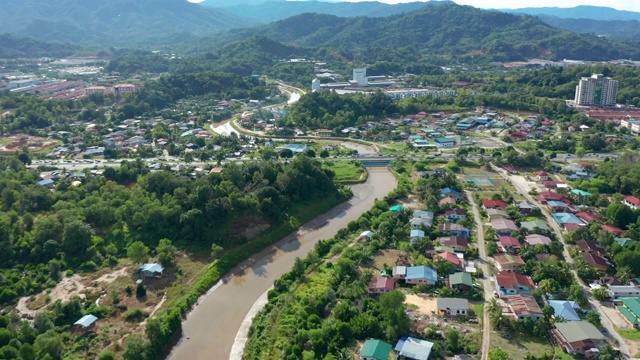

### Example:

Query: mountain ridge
xmin=0 ymin=0 xmax=256 ymax=48
xmin=501 ymin=5 xmax=640 ymax=21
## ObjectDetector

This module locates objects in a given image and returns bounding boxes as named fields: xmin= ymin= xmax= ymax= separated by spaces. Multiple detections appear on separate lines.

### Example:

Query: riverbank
xmin=167 ymin=168 xmax=397 ymax=360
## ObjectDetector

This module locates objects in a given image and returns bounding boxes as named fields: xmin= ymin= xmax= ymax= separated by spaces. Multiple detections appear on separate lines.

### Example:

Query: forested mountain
xmin=534 ymin=16 xmax=640 ymax=42
xmin=0 ymin=0 xmax=254 ymax=47
xmin=502 ymin=5 xmax=640 ymax=21
xmin=196 ymin=3 xmax=640 ymax=62
xmin=206 ymin=0 xmax=430 ymax=23
xmin=0 ymin=33 xmax=81 ymax=58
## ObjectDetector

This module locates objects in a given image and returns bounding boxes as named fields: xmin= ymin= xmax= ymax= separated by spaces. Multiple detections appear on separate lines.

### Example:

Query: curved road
xmin=166 ymin=168 xmax=398 ymax=360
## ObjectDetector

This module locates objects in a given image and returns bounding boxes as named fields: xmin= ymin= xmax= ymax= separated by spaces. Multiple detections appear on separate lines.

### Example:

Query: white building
xmin=574 ymin=74 xmax=618 ymax=106
xmin=311 ymin=78 xmax=321 ymax=93
xmin=353 ymin=68 xmax=367 ymax=87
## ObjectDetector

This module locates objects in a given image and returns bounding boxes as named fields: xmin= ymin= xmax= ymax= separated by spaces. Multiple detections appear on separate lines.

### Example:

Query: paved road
xmin=490 ymin=164 xmax=631 ymax=358
xmin=466 ymin=191 xmax=493 ymax=360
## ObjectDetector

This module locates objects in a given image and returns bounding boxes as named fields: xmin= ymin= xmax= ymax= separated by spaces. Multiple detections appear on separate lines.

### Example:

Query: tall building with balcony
xmin=574 ymin=74 xmax=618 ymax=106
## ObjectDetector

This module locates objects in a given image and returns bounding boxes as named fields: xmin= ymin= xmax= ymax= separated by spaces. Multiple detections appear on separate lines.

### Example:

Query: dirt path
xmin=16 ymin=274 xmax=86 ymax=318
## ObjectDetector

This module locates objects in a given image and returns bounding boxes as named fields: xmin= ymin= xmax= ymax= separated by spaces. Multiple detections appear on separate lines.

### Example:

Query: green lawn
xmin=490 ymin=333 xmax=555 ymax=360
xmin=324 ymin=161 xmax=367 ymax=183
xmin=618 ymin=329 xmax=640 ymax=341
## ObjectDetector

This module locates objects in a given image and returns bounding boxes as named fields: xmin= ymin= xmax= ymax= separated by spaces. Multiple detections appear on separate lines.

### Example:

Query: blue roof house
xmin=405 ymin=266 xmax=438 ymax=285
xmin=547 ymin=300 xmax=580 ymax=321
xmin=410 ymin=230 xmax=425 ymax=244
xmin=552 ymin=213 xmax=583 ymax=226
xmin=37 ymin=179 xmax=55 ymax=188
xmin=395 ymin=337 xmax=434 ymax=360
xmin=441 ymin=188 xmax=461 ymax=200
xmin=138 ymin=263 xmax=164 ymax=278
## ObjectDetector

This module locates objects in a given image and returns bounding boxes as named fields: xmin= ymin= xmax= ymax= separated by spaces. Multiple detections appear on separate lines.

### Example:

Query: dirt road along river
xmin=167 ymin=167 xmax=397 ymax=360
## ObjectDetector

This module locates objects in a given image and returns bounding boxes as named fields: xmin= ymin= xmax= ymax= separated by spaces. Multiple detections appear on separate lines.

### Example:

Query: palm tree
xmin=487 ymin=298 xmax=503 ymax=329
xmin=616 ymin=266 xmax=634 ymax=284
xmin=335 ymin=349 xmax=352 ymax=360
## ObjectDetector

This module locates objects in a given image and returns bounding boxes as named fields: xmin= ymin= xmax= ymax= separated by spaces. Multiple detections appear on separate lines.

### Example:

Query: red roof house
xmin=434 ymin=251 xmax=463 ymax=269
xmin=601 ymin=224 xmax=624 ymax=235
xmin=582 ymin=253 xmax=610 ymax=272
xmin=576 ymin=212 xmax=602 ymax=224
xmin=482 ymin=199 xmax=509 ymax=210
xmin=498 ymin=236 xmax=521 ymax=252
xmin=575 ymin=240 xmax=605 ymax=255
xmin=368 ymin=277 xmax=397 ymax=294
xmin=624 ymin=196 xmax=640 ymax=210
xmin=534 ymin=171 xmax=549 ymax=181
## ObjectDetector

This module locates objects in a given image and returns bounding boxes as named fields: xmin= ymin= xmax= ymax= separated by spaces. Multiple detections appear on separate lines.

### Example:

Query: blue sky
xmin=189 ymin=0 xmax=640 ymax=12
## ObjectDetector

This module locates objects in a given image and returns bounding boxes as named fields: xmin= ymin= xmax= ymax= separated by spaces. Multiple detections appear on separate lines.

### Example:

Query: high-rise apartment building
xmin=574 ymin=74 xmax=618 ymax=106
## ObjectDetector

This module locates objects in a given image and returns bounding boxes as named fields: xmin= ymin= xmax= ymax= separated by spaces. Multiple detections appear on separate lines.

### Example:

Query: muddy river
xmin=167 ymin=167 xmax=397 ymax=360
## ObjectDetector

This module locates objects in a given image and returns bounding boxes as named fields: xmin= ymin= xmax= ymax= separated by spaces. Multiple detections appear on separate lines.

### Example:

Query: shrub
xmin=136 ymin=283 xmax=146 ymax=298
xmin=98 ymin=350 xmax=115 ymax=360
xmin=125 ymin=308 xmax=148 ymax=322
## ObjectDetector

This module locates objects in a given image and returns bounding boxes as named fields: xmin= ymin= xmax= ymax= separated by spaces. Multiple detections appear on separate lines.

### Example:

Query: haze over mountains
xmin=1 ymin=0 xmax=640 ymax=61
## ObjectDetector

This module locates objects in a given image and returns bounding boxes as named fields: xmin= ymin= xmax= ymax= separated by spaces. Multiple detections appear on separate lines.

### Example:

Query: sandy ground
xmin=16 ymin=274 xmax=86 ymax=318
xmin=211 ymin=120 xmax=240 ymax=136
xmin=16 ymin=266 xmax=130 ymax=319
xmin=405 ymin=294 xmax=439 ymax=315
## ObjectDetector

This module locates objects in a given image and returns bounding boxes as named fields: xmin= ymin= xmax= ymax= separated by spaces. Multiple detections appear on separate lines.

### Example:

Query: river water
xmin=166 ymin=168 xmax=397 ymax=360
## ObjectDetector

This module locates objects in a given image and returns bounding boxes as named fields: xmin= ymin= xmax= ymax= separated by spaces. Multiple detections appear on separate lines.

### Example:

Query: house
xmin=482 ymin=199 xmax=509 ymax=210
xmin=516 ymin=201 xmax=536 ymax=215
xmin=393 ymin=266 xmax=407 ymax=279
xmin=504 ymin=294 xmax=543 ymax=321
xmin=359 ymin=230 xmax=374 ymax=240
xmin=73 ymin=314 xmax=98 ymax=330
xmin=614 ymin=237 xmax=636 ymax=248
xmin=434 ymin=137 xmax=456 ymax=148
xmin=138 ymin=263 xmax=164 ymax=278
xmin=439 ymin=223 xmax=469 ymax=238
xmin=441 ymin=188 xmax=461 ymax=200
xmin=315 ymin=129 xmax=332 ymax=137
xmin=394 ymin=337 xmax=434 ymax=360
xmin=405 ymin=266 xmax=438 ymax=285
xmin=525 ymin=234 xmax=552 ymax=246
xmin=575 ymin=240 xmax=605 ymax=255
xmin=617 ymin=297 xmax=640 ymax=328
xmin=553 ymin=213 xmax=584 ymax=228
xmin=601 ymin=224 xmax=624 ymax=236
xmin=411 ymin=217 xmax=432 ymax=229
xmin=486 ymin=208 xmax=510 ymax=219
xmin=412 ymin=211 xmax=434 ymax=228
xmin=538 ymin=191 xmax=565 ymax=204
xmin=434 ymin=251 xmax=463 ymax=269
xmin=360 ymin=339 xmax=392 ymax=360
xmin=583 ymin=253 xmax=610 ymax=272
xmin=494 ymin=271 xmax=535 ymax=296
xmin=576 ymin=212 xmax=602 ymax=224
xmin=534 ymin=171 xmax=550 ymax=181
xmin=493 ymin=254 xmax=526 ymax=272
xmin=368 ymin=277 xmax=397 ymax=294
xmin=37 ymin=178 xmax=55 ymax=188
xmin=520 ymin=220 xmax=550 ymax=233
xmin=437 ymin=297 xmax=468 ymax=316
xmin=447 ymin=272 xmax=473 ymax=291
xmin=498 ymin=236 xmax=522 ymax=253
xmin=410 ymin=230 xmax=425 ymax=243
xmin=438 ymin=197 xmax=457 ymax=206
xmin=444 ymin=208 xmax=467 ymax=221
xmin=547 ymin=201 xmax=570 ymax=213
xmin=490 ymin=218 xmax=518 ymax=236
xmin=550 ymin=321 xmax=606 ymax=357
xmin=548 ymin=300 xmax=581 ymax=321
xmin=503 ymin=164 xmax=518 ymax=174
xmin=390 ymin=205 xmax=404 ymax=213
xmin=607 ymin=285 xmax=640 ymax=299
xmin=438 ymin=236 xmax=468 ymax=252
xmin=623 ymin=196 xmax=640 ymax=210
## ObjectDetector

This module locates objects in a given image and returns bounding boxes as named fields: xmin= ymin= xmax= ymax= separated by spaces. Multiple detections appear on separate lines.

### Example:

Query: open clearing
xmin=490 ymin=332 xmax=555 ymax=359
xmin=0 ymin=134 xmax=60 ymax=153
xmin=405 ymin=294 xmax=439 ymax=315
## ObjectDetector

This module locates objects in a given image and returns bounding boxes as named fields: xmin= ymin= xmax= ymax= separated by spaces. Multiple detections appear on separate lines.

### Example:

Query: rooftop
xmin=554 ymin=321 xmax=605 ymax=343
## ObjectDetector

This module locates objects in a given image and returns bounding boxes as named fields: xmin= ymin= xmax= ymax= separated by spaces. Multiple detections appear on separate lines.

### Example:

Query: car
xmin=472 ymin=283 xmax=481 ymax=288
xmin=493 ymin=291 xmax=499 ymax=298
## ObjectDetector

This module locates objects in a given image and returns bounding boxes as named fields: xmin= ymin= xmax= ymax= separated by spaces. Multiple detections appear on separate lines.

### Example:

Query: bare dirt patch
xmin=0 ymin=134 xmax=59 ymax=153
xmin=370 ymin=249 xmax=411 ymax=271
xmin=17 ymin=274 xmax=87 ymax=318
xmin=226 ymin=216 xmax=271 ymax=242
xmin=405 ymin=294 xmax=439 ymax=315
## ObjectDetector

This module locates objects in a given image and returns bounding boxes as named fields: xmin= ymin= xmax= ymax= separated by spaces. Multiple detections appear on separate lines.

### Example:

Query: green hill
xmin=0 ymin=33 xmax=81 ymax=58
xmin=205 ymin=0 xmax=430 ymax=23
xmin=0 ymin=0 xmax=255 ymax=48
xmin=201 ymin=3 xmax=640 ymax=62
xmin=502 ymin=5 xmax=640 ymax=21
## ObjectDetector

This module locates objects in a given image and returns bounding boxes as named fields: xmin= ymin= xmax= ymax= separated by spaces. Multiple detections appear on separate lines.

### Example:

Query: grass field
xmin=618 ymin=329 xmax=640 ymax=341
xmin=324 ymin=160 xmax=367 ymax=183
xmin=490 ymin=333 xmax=555 ymax=360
